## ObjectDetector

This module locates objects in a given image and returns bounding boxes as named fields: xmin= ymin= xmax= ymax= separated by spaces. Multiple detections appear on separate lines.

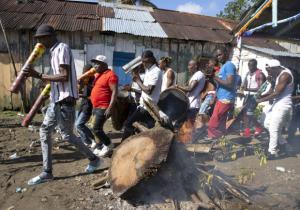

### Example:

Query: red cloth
xmin=90 ymin=69 xmax=118 ymax=109
xmin=207 ymin=100 xmax=233 ymax=138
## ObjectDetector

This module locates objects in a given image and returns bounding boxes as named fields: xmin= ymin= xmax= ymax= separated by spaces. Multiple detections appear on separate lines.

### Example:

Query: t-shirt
xmin=188 ymin=71 xmax=205 ymax=109
xmin=216 ymin=61 xmax=237 ymax=102
xmin=49 ymin=42 xmax=78 ymax=103
xmin=79 ymin=77 xmax=93 ymax=114
xmin=140 ymin=64 xmax=163 ymax=107
xmin=90 ymin=69 xmax=118 ymax=109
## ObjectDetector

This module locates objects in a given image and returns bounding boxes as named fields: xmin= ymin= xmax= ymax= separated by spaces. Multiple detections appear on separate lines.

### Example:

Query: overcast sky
xmin=151 ymin=0 xmax=232 ymax=16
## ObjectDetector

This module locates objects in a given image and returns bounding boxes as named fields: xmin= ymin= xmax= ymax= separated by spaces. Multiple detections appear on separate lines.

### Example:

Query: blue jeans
xmin=91 ymin=108 xmax=111 ymax=147
xmin=40 ymin=103 xmax=96 ymax=173
xmin=75 ymin=111 xmax=94 ymax=145
xmin=199 ymin=94 xmax=214 ymax=114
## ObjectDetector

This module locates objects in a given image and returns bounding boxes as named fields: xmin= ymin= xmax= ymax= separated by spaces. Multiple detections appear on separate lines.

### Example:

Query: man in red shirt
xmin=90 ymin=55 xmax=118 ymax=157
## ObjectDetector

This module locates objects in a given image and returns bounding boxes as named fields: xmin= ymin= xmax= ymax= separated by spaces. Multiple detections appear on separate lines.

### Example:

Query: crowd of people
xmin=23 ymin=24 xmax=298 ymax=186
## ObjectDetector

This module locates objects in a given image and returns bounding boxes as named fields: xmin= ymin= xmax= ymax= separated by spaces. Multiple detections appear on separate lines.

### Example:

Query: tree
xmin=217 ymin=0 xmax=260 ymax=21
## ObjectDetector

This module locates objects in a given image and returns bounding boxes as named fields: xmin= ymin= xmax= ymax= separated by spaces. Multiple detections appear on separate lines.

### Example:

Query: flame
xmin=177 ymin=115 xmax=209 ymax=143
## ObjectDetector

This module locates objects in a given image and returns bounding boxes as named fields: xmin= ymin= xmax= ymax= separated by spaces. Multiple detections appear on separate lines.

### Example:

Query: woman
xmin=159 ymin=56 xmax=175 ymax=91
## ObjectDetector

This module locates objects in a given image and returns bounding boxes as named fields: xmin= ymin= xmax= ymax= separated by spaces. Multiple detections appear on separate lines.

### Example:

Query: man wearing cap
xmin=256 ymin=59 xmax=294 ymax=159
xmin=90 ymin=55 xmax=118 ymax=157
xmin=122 ymin=50 xmax=163 ymax=140
xmin=24 ymin=24 xmax=100 ymax=186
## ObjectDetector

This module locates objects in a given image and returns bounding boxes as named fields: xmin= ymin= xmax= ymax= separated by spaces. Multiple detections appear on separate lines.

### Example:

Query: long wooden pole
xmin=0 ymin=19 xmax=26 ymax=112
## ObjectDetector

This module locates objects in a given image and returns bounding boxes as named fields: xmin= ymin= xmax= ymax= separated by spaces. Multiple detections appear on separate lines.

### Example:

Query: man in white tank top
xmin=241 ymin=59 xmax=266 ymax=137
xmin=159 ymin=57 xmax=175 ymax=92
xmin=256 ymin=59 xmax=294 ymax=159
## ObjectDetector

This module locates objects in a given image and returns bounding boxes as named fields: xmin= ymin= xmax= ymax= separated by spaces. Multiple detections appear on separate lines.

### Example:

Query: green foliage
xmin=217 ymin=0 xmax=260 ymax=21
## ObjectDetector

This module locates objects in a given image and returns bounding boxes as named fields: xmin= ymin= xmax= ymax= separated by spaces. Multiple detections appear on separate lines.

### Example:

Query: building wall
xmin=0 ymin=29 xmax=223 ymax=110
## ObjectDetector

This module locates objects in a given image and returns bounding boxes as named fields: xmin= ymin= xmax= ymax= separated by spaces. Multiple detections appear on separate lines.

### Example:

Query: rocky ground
xmin=0 ymin=111 xmax=299 ymax=210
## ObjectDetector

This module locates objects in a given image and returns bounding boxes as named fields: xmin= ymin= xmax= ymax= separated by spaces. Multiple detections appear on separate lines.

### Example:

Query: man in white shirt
xmin=176 ymin=59 xmax=205 ymax=119
xmin=122 ymin=50 xmax=163 ymax=140
xmin=24 ymin=24 xmax=100 ymax=186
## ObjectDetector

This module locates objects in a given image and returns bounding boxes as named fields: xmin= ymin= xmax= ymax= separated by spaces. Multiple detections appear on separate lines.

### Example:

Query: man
xmin=241 ymin=59 xmax=266 ymax=137
xmin=176 ymin=59 xmax=205 ymax=119
xmin=122 ymin=50 xmax=163 ymax=140
xmin=256 ymin=59 xmax=294 ymax=159
xmin=75 ymin=64 xmax=95 ymax=146
xmin=207 ymin=47 xmax=237 ymax=139
xmin=159 ymin=56 xmax=175 ymax=91
xmin=24 ymin=24 xmax=100 ymax=186
xmin=90 ymin=55 xmax=118 ymax=157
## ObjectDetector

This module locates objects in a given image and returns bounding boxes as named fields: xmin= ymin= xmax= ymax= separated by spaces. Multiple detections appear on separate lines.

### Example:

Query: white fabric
xmin=264 ymin=105 xmax=292 ymax=154
xmin=50 ymin=42 xmax=78 ymax=103
xmin=131 ymin=73 xmax=144 ymax=103
xmin=161 ymin=69 xmax=175 ymax=92
xmin=246 ymin=72 xmax=258 ymax=90
xmin=273 ymin=68 xmax=294 ymax=109
xmin=140 ymin=65 xmax=163 ymax=107
xmin=266 ymin=59 xmax=281 ymax=68
xmin=188 ymin=71 xmax=205 ymax=109
xmin=92 ymin=55 xmax=107 ymax=63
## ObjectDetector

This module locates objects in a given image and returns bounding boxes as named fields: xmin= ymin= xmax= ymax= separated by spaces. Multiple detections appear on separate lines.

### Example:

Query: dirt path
xmin=0 ymin=111 xmax=299 ymax=210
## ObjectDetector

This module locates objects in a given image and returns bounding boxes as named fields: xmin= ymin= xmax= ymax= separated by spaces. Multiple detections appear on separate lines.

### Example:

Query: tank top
xmin=273 ymin=68 xmax=294 ymax=108
xmin=161 ymin=69 xmax=175 ymax=92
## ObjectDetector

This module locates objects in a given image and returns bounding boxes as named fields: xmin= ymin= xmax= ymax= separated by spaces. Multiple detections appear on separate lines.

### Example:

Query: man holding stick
xmin=24 ymin=24 xmax=100 ymax=185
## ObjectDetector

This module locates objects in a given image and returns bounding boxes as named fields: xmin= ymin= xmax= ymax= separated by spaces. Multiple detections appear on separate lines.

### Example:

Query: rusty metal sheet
xmin=0 ymin=11 xmax=44 ymax=29
xmin=39 ymin=14 xmax=102 ymax=32
xmin=151 ymin=9 xmax=236 ymax=30
xmin=159 ymin=23 xmax=232 ymax=43
xmin=242 ymin=37 xmax=287 ymax=51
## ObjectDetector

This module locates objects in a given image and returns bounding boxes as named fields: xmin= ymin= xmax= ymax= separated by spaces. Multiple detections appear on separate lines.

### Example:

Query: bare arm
xmin=134 ymin=76 xmax=155 ymax=95
xmin=257 ymin=73 xmax=291 ymax=103
xmin=104 ymin=83 xmax=118 ymax=117
xmin=214 ymin=74 xmax=235 ymax=89
xmin=176 ymin=80 xmax=198 ymax=93
xmin=166 ymin=69 xmax=175 ymax=88
xmin=41 ymin=64 xmax=69 ymax=82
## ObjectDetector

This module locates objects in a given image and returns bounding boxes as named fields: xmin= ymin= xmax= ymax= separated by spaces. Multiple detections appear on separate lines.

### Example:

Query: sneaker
xmin=85 ymin=157 xmax=101 ymax=173
xmin=254 ymin=127 xmax=263 ymax=136
xmin=28 ymin=172 xmax=54 ymax=186
xmin=266 ymin=151 xmax=280 ymax=160
xmin=242 ymin=128 xmax=251 ymax=138
xmin=94 ymin=144 xmax=113 ymax=157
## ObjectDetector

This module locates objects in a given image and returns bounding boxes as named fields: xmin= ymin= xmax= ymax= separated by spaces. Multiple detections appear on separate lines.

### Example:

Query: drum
xmin=111 ymin=89 xmax=131 ymax=130
xmin=157 ymin=88 xmax=189 ymax=126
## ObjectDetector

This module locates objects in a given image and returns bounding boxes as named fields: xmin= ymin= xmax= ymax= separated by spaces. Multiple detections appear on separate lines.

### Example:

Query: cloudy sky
xmin=151 ymin=0 xmax=231 ymax=16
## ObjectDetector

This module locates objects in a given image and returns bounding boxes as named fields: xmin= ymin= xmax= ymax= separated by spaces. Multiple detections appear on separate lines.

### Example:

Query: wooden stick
xmin=92 ymin=171 xmax=109 ymax=188
xmin=197 ymin=167 xmax=250 ymax=204
xmin=186 ymin=144 xmax=212 ymax=153
xmin=133 ymin=122 xmax=149 ymax=132
xmin=191 ymin=193 xmax=215 ymax=209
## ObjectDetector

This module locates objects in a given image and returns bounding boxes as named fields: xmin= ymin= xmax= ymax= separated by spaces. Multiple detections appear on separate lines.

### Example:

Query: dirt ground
xmin=0 ymin=111 xmax=299 ymax=210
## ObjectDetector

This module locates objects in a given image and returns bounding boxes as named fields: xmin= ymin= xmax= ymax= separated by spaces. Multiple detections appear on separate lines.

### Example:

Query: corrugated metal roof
xmin=243 ymin=45 xmax=300 ymax=58
xmin=0 ymin=11 xmax=44 ymax=30
xmin=114 ymin=8 xmax=155 ymax=22
xmin=159 ymin=23 xmax=232 ymax=43
xmin=103 ymin=18 xmax=167 ymax=38
xmin=152 ymin=9 xmax=236 ymax=30
xmin=99 ymin=2 xmax=153 ymax=12
xmin=243 ymin=37 xmax=287 ymax=51
xmin=39 ymin=14 xmax=102 ymax=32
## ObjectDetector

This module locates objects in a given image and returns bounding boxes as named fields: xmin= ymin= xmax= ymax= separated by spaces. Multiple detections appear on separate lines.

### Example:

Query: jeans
xmin=122 ymin=106 xmax=155 ymax=140
xmin=90 ymin=108 xmax=111 ymax=147
xmin=199 ymin=94 xmax=214 ymax=114
xmin=75 ymin=111 xmax=94 ymax=145
xmin=40 ymin=103 xmax=96 ymax=173
xmin=264 ymin=105 xmax=292 ymax=153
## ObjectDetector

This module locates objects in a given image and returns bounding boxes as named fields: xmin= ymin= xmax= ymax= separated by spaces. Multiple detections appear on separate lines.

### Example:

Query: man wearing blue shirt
xmin=207 ymin=47 xmax=237 ymax=138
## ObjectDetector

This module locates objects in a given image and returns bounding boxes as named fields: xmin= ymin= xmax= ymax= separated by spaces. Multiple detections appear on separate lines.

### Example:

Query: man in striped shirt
xmin=24 ymin=24 xmax=100 ymax=186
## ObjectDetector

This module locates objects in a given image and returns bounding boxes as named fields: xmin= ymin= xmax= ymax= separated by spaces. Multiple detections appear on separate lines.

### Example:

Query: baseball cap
xmin=91 ymin=55 xmax=107 ymax=64
xmin=266 ymin=59 xmax=281 ymax=68
xmin=34 ymin=24 xmax=55 ymax=38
